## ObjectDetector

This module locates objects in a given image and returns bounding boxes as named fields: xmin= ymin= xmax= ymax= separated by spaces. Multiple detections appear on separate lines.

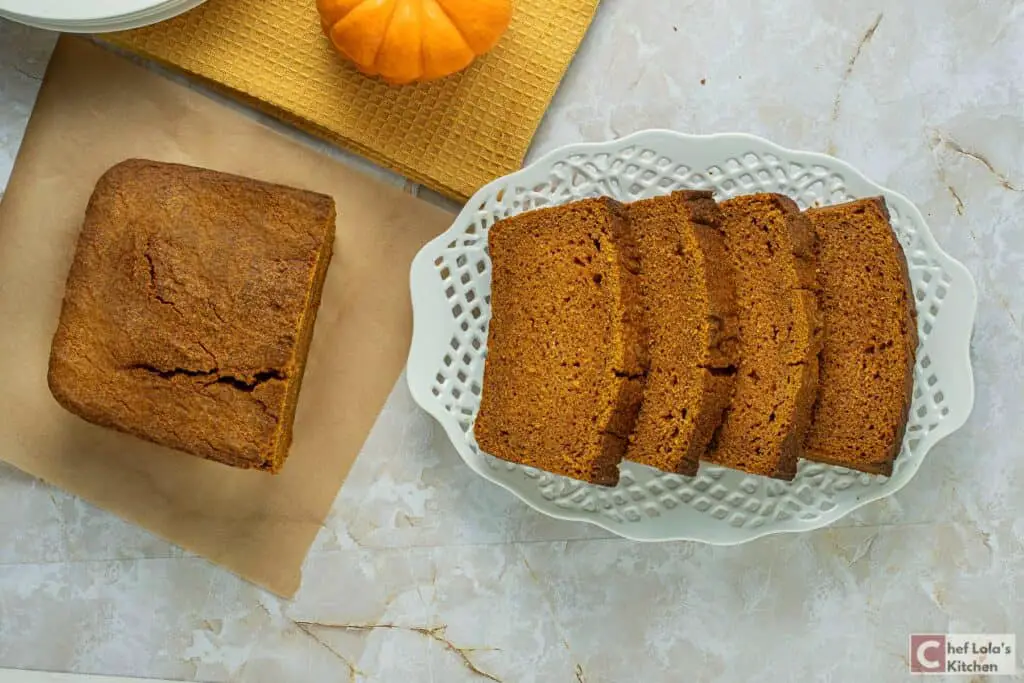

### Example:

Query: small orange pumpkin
xmin=317 ymin=0 xmax=513 ymax=85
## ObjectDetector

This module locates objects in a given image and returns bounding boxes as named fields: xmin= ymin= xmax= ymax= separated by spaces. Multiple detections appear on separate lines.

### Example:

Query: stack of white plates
xmin=0 ymin=0 xmax=206 ymax=32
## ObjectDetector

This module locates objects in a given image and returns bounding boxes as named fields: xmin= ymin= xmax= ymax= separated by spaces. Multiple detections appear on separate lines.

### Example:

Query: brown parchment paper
xmin=0 ymin=38 xmax=454 ymax=597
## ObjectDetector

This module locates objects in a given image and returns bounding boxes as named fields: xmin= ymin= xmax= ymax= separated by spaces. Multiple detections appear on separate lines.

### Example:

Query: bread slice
xmin=625 ymin=191 xmax=739 ymax=475
xmin=803 ymin=198 xmax=917 ymax=475
xmin=704 ymin=193 xmax=822 ymax=480
xmin=474 ymin=197 xmax=648 ymax=486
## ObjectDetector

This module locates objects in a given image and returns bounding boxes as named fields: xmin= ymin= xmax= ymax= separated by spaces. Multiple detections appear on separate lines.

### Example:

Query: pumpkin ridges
xmin=318 ymin=0 xmax=373 ymax=36
xmin=317 ymin=0 xmax=367 ymax=24
xmin=433 ymin=0 xmax=512 ymax=54
xmin=420 ymin=0 xmax=475 ymax=81
xmin=329 ymin=0 xmax=398 ymax=74
xmin=375 ymin=0 xmax=425 ymax=84
xmin=317 ymin=0 xmax=362 ymax=34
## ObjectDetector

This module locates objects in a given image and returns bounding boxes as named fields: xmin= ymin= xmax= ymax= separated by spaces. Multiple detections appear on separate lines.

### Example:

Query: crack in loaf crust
xmin=704 ymin=193 xmax=823 ymax=480
xmin=625 ymin=191 xmax=739 ymax=475
xmin=473 ymin=197 xmax=648 ymax=486
xmin=803 ymin=198 xmax=917 ymax=476
xmin=47 ymin=159 xmax=336 ymax=473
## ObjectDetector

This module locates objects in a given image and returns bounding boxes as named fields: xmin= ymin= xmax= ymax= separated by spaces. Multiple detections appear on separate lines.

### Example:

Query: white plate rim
xmin=408 ymin=129 xmax=978 ymax=543
xmin=0 ymin=0 xmax=205 ymax=31
xmin=0 ymin=0 xmax=170 ymax=22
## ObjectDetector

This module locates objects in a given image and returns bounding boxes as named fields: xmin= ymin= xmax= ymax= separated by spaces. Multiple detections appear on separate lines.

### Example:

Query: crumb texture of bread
xmin=803 ymin=198 xmax=918 ymax=476
xmin=473 ymin=197 xmax=647 ymax=486
xmin=625 ymin=191 xmax=739 ymax=475
xmin=47 ymin=159 xmax=336 ymax=472
xmin=704 ymin=193 xmax=822 ymax=480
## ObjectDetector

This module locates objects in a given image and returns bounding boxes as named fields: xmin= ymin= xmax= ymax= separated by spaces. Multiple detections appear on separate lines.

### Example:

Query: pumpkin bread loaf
xmin=803 ymin=198 xmax=917 ymax=476
xmin=47 ymin=159 xmax=336 ymax=473
xmin=704 ymin=193 xmax=822 ymax=480
xmin=474 ymin=197 xmax=648 ymax=486
xmin=625 ymin=191 xmax=739 ymax=475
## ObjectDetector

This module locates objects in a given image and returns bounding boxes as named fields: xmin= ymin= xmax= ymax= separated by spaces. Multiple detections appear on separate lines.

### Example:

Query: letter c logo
xmin=917 ymin=639 xmax=943 ymax=670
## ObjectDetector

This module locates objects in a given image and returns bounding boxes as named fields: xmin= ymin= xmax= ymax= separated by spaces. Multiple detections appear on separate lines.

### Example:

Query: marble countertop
xmin=1 ymin=2 xmax=1023 ymax=681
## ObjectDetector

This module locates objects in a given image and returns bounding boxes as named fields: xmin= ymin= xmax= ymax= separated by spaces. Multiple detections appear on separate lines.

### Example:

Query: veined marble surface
xmin=1 ymin=1 xmax=1023 ymax=681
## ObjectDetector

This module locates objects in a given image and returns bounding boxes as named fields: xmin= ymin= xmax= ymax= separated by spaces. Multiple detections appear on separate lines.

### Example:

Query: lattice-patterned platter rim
xmin=407 ymin=130 xmax=977 ymax=544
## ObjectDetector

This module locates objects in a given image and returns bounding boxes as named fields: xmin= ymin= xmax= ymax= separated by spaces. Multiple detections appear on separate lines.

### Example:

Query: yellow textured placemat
xmin=110 ymin=0 xmax=599 ymax=200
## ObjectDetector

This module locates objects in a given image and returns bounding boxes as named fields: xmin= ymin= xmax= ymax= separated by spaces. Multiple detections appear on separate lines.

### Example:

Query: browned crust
xmin=687 ymin=199 xmax=741 ymax=467
xmin=780 ymin=200 xmax=823 ymax=479
xmin=778 ymin=293 xmax=821 ymax=479
xmin=590 ymin=198 xmax=647 ymax=485
xmin=604 ymin=198 xmax=650 ymax=379
xmin=803 ymin=197 xmax=917 ymax=476
xmin=47 ymin=159 xmax=336 ymax=472
xmin=474 ymin=197 xmax=649 ymax=486
xmin=703 ymin=193 xmax=822 ymax=481
xmin=596 ymin=375 xmax=646 ymax=483
xmin=625 ymin=191 xmax=738 ymax=475
xmin=872 ymin=198 xmax=919 ymax=473
xmin=269 ymin=225 xmax=335 ymax=472
xmin=888 ymin=200 xmax=919 ymax=472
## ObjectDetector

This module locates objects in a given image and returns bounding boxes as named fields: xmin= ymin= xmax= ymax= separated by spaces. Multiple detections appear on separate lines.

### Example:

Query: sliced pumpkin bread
xmin=474 ymin=197 xmax=648 ymax=486
xmin=803 ymin=198 xmax=917 ymax=476
xmin=625 ymin=191 xmax=739 ymax=475
xmin=704 ymin=193 xmax=822 ymax=480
